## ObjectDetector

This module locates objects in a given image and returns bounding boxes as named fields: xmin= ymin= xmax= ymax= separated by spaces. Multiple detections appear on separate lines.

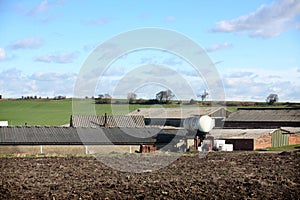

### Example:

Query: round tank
xmin=183 ymin=115 xmax=214 ymax=132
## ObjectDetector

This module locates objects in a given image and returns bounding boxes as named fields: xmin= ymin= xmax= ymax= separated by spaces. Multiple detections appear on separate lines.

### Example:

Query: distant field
xmin=0 ymin=99 xmax=187 ymax=126
xmin=0 ymin=99 xmax=299 ymax=126
xmin=0 ymin=99 xmax=72 ymax=126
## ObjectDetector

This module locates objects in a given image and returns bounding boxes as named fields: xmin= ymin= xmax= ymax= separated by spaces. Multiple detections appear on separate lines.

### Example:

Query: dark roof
xmin=0 ymin=126 xmax=160 ymax=145
xmin=70 ymin=115 xmax=145 ymax=128
xmin=225 ymin=108 xmax=300 ymax=122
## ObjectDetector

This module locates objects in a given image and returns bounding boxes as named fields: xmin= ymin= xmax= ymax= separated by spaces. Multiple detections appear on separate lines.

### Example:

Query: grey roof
xmin=127 ymin=107 xmax=230 ymax=118
xmin=71 ymin=115 xmax=145 ymax=128
xmin=225 ymin=108 xmax=300 ymax=122
xmin=0 ymin=126 xmax=158 ymax=145
xmin=210 ymin=128 xmax=277 ymax=139
xmin=280 ymin=127 xmax=300 ymax=134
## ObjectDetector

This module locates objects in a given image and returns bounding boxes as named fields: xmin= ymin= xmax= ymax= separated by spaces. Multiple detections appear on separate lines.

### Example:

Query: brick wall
xmin=254 ymin=134 xmax=272 ymax=150
xmin=289 ymin=134 xmax=300 ymax=145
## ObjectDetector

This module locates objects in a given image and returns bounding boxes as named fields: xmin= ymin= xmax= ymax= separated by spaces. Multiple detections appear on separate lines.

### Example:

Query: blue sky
xmin=0 ymin=0 xmax=299 ymax=101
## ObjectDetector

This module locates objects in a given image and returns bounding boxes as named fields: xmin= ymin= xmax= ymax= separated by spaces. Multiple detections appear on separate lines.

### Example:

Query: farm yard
xmin=0 ymin=151 xmax=299 ymax=199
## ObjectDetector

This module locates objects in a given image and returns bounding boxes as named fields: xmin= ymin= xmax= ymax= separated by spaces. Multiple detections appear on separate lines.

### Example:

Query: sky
xmin=0 ymin=0 xmax=300 ymax=102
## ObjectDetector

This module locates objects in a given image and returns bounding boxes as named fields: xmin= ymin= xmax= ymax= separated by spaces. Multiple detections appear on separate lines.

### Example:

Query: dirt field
xmin=0 ymin=151 xmax=299 ymax=199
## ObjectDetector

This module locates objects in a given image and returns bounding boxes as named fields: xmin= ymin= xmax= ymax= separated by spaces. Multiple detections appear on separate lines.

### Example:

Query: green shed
xmin=271 ymin=129 xmax=289 ymax=147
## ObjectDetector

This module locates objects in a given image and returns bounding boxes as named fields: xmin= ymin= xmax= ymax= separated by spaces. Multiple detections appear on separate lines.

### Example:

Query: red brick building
xmin=210 ymin=127 xmax=300 ymax=150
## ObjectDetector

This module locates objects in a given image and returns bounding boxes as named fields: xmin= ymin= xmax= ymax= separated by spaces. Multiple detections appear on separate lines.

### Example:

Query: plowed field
xmin=0 ymin=151 xmax=299 ymax=199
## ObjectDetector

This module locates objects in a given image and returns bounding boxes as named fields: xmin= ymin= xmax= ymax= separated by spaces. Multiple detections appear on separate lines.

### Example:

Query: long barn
xmin=0 ymin=126 xmax=189 ymax=155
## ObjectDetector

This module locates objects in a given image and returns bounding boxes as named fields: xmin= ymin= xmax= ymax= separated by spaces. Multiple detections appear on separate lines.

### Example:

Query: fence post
xmin=85 ymin=145 xmax=88 ymax=155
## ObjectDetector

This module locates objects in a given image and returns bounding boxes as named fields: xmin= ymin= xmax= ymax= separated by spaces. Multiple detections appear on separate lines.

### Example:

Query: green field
xmin=0 ymin=99 xmax=299 ymax=126
xmin=0 ymin=99 xmax=188 ymax=126
xmin=0 ymin=99 xmax=73 ymax=126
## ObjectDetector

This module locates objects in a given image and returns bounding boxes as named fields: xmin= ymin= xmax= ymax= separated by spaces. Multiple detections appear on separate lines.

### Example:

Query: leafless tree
xmin=197 ymin=89 xmax=209 ymax=101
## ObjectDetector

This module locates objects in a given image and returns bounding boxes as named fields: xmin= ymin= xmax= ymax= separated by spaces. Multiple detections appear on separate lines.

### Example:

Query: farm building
xmin=224 ymin=108 xmax=300 ymax=128
xmin=0 ymin=126 xmax=191 ymax=155
xmin=128 ymin=107 xmax=230 ymax=127
xmin=210 ymin=127 xmax=300 ymax=150
xmin=0 ymin=126 xmax=159 ymax=155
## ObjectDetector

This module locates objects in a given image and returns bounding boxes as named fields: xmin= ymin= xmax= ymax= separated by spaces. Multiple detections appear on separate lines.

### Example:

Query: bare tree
xmin=156 ymin=89 xmax=174 ymax=103
xmin=127 ymin=92 xmax=137 ymax=103
xmin=197 ymin=89 xmax=209 ymax=101
xmin=266 ymin=94 xmax=278 ymax=105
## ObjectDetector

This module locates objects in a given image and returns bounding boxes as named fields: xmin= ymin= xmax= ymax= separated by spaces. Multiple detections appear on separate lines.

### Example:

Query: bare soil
xmin=0 ymin=151 xmax=299 ymax=199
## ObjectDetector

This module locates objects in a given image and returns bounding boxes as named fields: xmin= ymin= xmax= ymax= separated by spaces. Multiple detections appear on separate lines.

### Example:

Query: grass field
xmin=0 ymin=99 xmax=189 ymax=126
xmin=0 ymin=99 xmax=299 ymax=126
xmin=0 ymin=99 xmax=73 ymax=126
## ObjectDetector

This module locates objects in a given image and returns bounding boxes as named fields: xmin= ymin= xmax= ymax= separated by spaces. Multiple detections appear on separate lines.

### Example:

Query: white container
xmin=0 ymin=121 xmax=8 ymax=126
xmin=220 ymin=144 xmax=233 ymax=151
xmin=214 ymin=140 xmax=225 ymax=149
xmin=183 ymin=115 xmax=215 ymax=132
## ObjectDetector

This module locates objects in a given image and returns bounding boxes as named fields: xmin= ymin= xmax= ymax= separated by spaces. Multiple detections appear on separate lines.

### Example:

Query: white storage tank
xmin=183 ymin=115 xmax=215 ymax=132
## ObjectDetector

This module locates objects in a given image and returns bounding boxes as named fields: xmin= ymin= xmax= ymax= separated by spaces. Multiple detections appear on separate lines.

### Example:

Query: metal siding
xmin=272 ymin=130 xmax=289 ymax=147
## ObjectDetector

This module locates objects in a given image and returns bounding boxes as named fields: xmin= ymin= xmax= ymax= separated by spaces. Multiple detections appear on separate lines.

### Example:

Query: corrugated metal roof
xmin=0 ymin=126 xmax=159 ymax=145
xmin=210 ymin=128 xmax=276 ymax=139
xmin=127 ymin=107 xmax=229 ymax=118
xmin=225 ymin=108 xmax=300 ymax=122
xmin=71 ymin=115 xmax=145 ymax=128
xmin=280 ymin=127 xmax=300 ymax=134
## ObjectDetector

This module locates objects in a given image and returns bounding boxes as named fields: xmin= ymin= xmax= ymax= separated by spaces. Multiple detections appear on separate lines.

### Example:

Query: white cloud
xmin=27 ymin=0 xmax=64 ymax=16
xmin=0 ymin=68 xmax=76 ymax=98
xmin=26 ymin=0 xmax=64 ymax=23
xmin=27 ymin=0 xmax=49 ymax=16
xmin=35 ymin=51 xmax=79 ymax=63
xmin=10 ymin=37 xmax=43 ymax=50
xmin=206 ymin=42 xmax=232 ymax=52
xmin=212 ymin=0 xmax=300 ymax=38
xmin=222 ymin=68 xmax=300 ymax=101
xmin=225 ymin=71 xmax=255 ymax=78
xmin=0 ymin=48 xmax=7 ymax=60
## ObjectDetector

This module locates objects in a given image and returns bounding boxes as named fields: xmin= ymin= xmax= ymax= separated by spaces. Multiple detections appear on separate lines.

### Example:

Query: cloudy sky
xmin=0 ymin=0 xmax=300 ymax=101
